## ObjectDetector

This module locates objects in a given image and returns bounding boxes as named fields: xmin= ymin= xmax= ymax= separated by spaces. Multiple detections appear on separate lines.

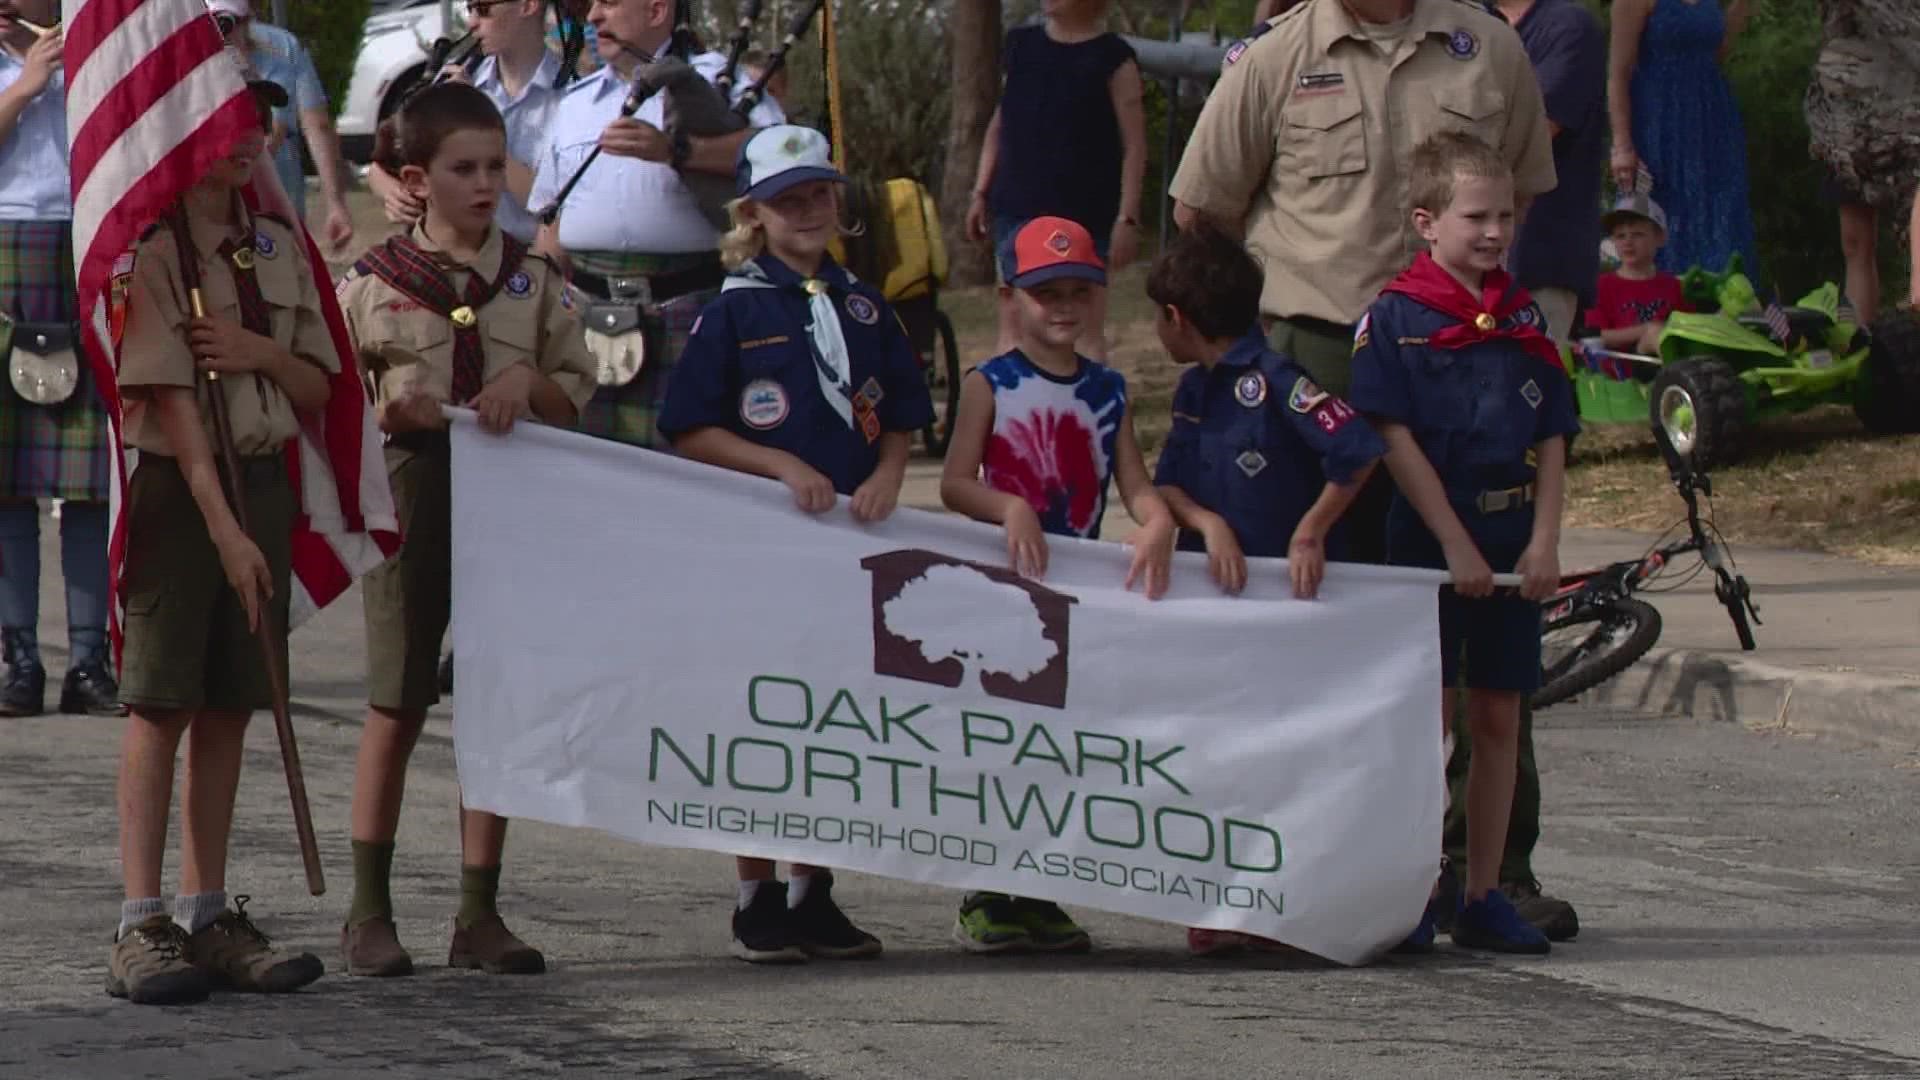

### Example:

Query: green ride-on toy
xmin=1565 ymin=257 xmax=1920 ymax=471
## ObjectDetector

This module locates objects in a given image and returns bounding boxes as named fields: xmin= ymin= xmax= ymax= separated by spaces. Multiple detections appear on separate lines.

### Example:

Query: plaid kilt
xmin=571 ymin=249 xmax=721 ymax=450
xmin=0 ymin=221 xmax=111 ymax=501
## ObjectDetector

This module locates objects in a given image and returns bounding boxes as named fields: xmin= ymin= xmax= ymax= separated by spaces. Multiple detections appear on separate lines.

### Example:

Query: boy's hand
xmin=1442 ymin=538 xmax=1495 ymax=598
xmin=213 ymin=526 xmax=273 ymax=633
xmin=1515 ymin=541 xmax=1560 ymax=601
xmin=777 ymin=458 xmax=836 ymax=514
xmin=1636 ymin=320 xmax=1666 ymax=353
xmin=379 ymin=392 xmax=446 ymax=434
xmin=1287 ymin=527 xmax=1328 ymax=600
xmin=189 ymin=316 xmax=274 ymax=374
xmin=849 ymin=472 xmax=901 ymax=523
xmin=1005 ymin=500 xmax=1049 ymax=579
xmin=1124 ymin=515 xmax=1175 ymax=600
xmin=470 ymin=362 xmax=535 ymax=434
xmin=1199 ymin=517 xmax=1246 ymax=595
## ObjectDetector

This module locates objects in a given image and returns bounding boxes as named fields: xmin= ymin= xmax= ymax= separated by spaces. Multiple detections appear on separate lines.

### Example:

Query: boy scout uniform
xmin=1172 ymin=0 xmax=1556 ymax=395
xmin=337 ymin=223 xmax=594 ymax=710
xmin=1153 ymin=331 xmax=1384 ymax=559
xmin=657 ymin=253 xmax=933 ymax=492
xmin=1348 ymin=287 xmax=1579 ymax=692
xmin=115 ymin=206 xmax=338 ymax=710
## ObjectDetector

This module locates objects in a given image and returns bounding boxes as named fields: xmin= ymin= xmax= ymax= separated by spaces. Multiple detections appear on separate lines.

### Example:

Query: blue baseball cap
xmin=735 ymin=125 xmax=847 ymax=202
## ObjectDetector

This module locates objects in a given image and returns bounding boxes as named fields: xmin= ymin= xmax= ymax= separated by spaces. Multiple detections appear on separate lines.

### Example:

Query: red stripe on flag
xmin=70 ymin=22 xmax=228 ymax=214
xmin=61 ymin=0 xmax=152 ymax=77
xmin=289 ymin=530 xmax=353 ymax=610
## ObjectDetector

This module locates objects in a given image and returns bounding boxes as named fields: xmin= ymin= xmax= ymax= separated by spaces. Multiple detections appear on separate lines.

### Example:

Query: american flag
xmin=64 ymin=0 xmax=398 ymax=649
xmin=1762 ymin=299 xmax=1791 ymax=344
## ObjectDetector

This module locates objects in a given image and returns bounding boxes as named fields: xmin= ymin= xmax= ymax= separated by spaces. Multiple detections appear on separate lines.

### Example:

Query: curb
xmin=1557 ymin=645 xmax=1920 ymax=752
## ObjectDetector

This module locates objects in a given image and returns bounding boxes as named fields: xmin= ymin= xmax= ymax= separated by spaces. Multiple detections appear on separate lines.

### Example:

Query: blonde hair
xmin=1409 ymin=130 xmax=1511 ymax=216
xmin=720 ymin=197 xmax=766 ymax=270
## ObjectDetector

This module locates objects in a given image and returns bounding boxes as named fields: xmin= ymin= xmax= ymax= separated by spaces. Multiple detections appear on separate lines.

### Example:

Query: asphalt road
xmin=3 ymin=574 xmax=1919 ymax=1080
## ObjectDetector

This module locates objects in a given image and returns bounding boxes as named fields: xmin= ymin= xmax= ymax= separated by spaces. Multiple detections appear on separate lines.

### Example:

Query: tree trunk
xmin=941 ymin=0 xmax=1001 ymax=287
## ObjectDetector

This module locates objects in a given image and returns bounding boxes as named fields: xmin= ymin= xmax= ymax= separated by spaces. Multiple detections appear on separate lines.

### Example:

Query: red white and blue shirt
xmin=977 ymin=350 xmax=1128 ymax=540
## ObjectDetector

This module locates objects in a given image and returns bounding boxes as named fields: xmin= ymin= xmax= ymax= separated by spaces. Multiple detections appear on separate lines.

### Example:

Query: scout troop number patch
xmin=1289 ymin=376 xmax=1356 ymax=434
xmin=741 ymin=379 xmax=790 ymax=430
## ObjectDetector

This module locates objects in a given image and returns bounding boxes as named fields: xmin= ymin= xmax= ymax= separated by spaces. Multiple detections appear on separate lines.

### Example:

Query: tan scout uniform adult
xmin=116 ymin=206 xmax=336 ymax=710
xmin=337 ymin=223 xmax=594 ymax=711
xmin=1172 ymin=0 xmax=1556 ymax=397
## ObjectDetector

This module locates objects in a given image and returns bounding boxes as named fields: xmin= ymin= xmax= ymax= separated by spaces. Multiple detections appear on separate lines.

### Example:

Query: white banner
xmin=448 ymin=415 xmax=1447 ymax=965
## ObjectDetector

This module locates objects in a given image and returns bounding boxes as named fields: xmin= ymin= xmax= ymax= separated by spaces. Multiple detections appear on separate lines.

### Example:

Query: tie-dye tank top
xmin=977 ymin=350 xmax=1129 ymax=540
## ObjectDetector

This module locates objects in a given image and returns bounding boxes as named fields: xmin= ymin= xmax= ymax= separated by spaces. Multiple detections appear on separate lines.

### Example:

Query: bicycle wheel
xmin=1533 ymin=597 xmax=1663 ymax=709
xmin=922 ymin=310 xmax=963 ymax=458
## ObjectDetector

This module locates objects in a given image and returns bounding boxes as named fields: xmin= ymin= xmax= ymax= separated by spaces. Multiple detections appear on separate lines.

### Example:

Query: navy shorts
xmin=1387 ymin=498 xmax=1543 ymax=693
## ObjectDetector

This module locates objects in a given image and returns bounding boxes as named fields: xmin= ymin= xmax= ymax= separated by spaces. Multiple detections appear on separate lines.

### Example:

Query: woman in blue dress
xmin=1607 ymin=0 xmax=1761 ymax=280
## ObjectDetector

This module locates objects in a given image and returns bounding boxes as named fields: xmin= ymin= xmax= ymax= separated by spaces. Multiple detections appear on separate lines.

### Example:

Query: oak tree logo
xmin=860 ymin=549 xmax=1076 ymax=709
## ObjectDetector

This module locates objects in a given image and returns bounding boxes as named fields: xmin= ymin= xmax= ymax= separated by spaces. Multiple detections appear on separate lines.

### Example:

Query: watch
xmin=669 ymin=129 xmax=693 ymax=170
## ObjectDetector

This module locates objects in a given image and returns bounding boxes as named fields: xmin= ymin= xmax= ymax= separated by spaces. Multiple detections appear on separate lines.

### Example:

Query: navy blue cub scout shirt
xmin=660 ymin=254 xmax=936 ymax=496
xmin=1347 ymin=292 xmax=1581 ymax=542
xmin=1154 ymin=332 xmax=1386 ymax=559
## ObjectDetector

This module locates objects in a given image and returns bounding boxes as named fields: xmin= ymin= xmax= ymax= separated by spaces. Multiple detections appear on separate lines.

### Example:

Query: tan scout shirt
xmin=337 ymin=224 xmax=594 ymax=417
xmin=1172 ymin=0 xmax=1557 ymax=326
xmin=118 ymin=206 xmax=338 ymax=457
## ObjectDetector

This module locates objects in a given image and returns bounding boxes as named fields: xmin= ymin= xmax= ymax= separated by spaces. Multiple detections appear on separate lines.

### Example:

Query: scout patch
xmin=859 ymin=376 xmax=884 ymax=406
xmin=1520 ymin=378 xmax=1543 ymax=409
xmin=1223 ymin=39 xmax=1248 ymax=67
xmin=1288 ymin=375 xmax=1329 ymax=413
xmin=1312 ymin=397 xmax=1357 ymax=435
xmin=1234 ymin=371 xmax=1267 ymax=408
xmin=1235 ymin=449 xmax=1268 ymax=479
xmin=1352 ymin=312 xmax=1371 ymax=351
xmin=851 ymin=378 xmax=882 ymax=443
xmin=845 ymin=293 xmax=880 ymax=326
xmin=741 ymin=379 xmax=790 ymax=430
xmin=334 ymin=267 xmax=357 ymax=298
xmin=1447 ymin=29 xmax=1479 ymax=60
xmin=505 ymin=270 xmax=532 ymax=298
xmin=253 ymin=230 xmax=277 ymax=259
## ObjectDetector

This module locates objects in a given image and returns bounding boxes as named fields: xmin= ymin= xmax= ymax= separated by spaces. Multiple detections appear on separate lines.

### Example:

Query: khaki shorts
xmin=118 ymin=455 xmax=293 ymax=713
xmin=1266 ymin=316 xmax=1358 ymax=398
xmin=363 ymin=435 xmax=451 ymax=712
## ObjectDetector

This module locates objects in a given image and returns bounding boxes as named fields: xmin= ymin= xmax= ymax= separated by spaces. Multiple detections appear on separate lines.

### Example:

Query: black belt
xmin=571 ymin=261 xmax=725 ymax=303
xmin=1458 ymin=482 xmax=1535 ymax=514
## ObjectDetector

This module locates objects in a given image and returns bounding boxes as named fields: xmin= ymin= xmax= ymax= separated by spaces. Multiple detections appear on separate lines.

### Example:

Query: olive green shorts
xmin=363 ymin=435 xmax=451 ymax=712
xmin=1266 ymin=316 xmax=1359 ymax=398
xmin=118 ymin=455 xmax=293 ymax=713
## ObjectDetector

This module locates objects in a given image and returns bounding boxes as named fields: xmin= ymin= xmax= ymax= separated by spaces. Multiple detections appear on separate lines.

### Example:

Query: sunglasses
xmin=464 ymin=0 xmax=512 ymax=16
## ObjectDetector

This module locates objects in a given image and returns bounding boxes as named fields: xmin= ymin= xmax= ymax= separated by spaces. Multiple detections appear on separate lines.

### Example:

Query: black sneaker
xmin=437 ymin=652 xmax=453 ymax=695
xmin=0 ymin=629 xmax=45 ymax=718
xmin=788 ymin=871 xmax=882 ymax=959
xmin=1503 ymin=879 xmax=1579 ymax=942
xmin=730 ymin=881 xmax=805 ymax=964
xmin=61 ymin=661 xmax=127 ymax=717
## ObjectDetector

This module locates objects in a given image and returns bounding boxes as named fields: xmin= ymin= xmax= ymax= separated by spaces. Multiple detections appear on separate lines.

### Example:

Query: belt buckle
xmin=1477 ymin=488 xmax=1512 ymax=514
xmin=609 ymin=276 xmax=653 ymax=305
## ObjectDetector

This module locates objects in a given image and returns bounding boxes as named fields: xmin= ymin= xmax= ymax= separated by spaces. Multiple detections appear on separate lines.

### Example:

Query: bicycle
xmin=1533 ymin=430 xmax=1762 ymax=708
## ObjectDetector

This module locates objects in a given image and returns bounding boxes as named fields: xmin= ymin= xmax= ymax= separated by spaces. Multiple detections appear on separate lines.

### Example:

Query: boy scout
xmin=335 ymin=82 xmax=594 ymax=979
xmin=1148 ymin=223 xmax=1384 ymax=602
xmin=109 ymin=80 xmax=332 ymax=1006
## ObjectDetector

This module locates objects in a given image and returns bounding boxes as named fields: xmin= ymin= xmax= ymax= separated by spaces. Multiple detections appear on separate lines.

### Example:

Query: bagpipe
xmin=536 ymin=0 xmax=827 ymax=232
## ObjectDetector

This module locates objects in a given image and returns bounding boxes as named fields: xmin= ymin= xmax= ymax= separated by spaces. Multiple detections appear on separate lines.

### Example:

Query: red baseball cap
xmin=1002 ymin=216 xmax=1107 ymax=289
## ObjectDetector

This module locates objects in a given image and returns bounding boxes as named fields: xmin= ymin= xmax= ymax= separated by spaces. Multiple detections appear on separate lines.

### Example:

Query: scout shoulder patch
xmin=1352 ymin=311 xmax=1371 ymax=351
xmin=1446 ymin=28 xmax=1479 ymax=60
xmin=844 ymin=293 xmax=879 ymax=326
xmin=1222 ymin=16 xmax=1277 ymax=68
xmin=741 ymin=378 xmax=791 ymax=430
xmin=252 ymin=229 xmax=278 ymax=259
xmin=505 ymin=270 xmax=532 ymax=298
xmin=1312 ymin=396 xmax=1357 ymax=434
xmin=334 ymin=266 xmax=359 ymax=298
xmin=1288 ymin=375 xmax=1329 ymax=413
xmin=1234 ymin=371 xmax=1268 ymax=408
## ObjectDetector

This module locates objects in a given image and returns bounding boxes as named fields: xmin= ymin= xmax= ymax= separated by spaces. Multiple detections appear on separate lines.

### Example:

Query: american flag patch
xmin=1763 ymin=302 xmax=1790 ymax=343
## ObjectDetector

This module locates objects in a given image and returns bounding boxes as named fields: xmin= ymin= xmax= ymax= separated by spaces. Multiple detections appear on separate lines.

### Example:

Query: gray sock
xmin=172 ymin=890 xmax=227 ymax=935
xmin=118 ymin=897 xmax=165 ymax=939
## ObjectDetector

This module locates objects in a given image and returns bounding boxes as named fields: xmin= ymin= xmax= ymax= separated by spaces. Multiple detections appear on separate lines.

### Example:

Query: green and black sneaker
xmin=954 ymin=892 xmax=1031 ymax=954
xmin=1013 ymin=896 xmax=1091 ymax=953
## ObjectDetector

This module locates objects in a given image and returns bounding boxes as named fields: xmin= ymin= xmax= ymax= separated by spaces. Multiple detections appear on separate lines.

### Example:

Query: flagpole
xmin=167 ymin=204 xmax=326 ymax=898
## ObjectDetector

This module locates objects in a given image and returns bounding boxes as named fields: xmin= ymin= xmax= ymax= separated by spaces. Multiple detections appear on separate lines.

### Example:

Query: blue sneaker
xmin=1391 ymin=904 xmax=1436 ymax=954
xmin=1452 ymin=889 xmax=1551 ymax=955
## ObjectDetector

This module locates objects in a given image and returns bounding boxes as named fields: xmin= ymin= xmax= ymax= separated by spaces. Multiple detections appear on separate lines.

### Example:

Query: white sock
xmin=118 ymin=897 xmax=165 ymax=939
xmin=787 ymin=871 xmax=813 ymax=908
xmin=737 ymin=879 xmax=765 ymax=911
xmin=172 ymin=890 xmax=227 ymax=935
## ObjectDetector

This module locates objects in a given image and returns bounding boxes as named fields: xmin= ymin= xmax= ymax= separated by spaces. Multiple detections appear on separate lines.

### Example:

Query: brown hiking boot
xmin=107 ymin=915 xmax=211 ymax=1005
xmin=1503 ymin=879 xmax=1580 ymax=942
xmin=185 ymin=896 xmax=324 ymax=993
xmin=448 ymin=913 xmax=545 ymax=974
xmin=341 ymin=915 xmax=414 ymax=977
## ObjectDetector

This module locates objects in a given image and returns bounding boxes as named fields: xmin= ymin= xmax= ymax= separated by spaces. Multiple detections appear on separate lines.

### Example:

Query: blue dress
xmin=1629 ymin=0 xmax=1760 ymax=280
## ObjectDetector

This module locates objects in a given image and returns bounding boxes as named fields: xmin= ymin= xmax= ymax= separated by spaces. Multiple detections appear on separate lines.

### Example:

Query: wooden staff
xmin=166 ymin=204 xmax=325 ymax=897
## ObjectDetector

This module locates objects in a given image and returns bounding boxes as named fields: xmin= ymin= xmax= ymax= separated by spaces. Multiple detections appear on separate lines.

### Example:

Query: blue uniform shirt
xmin=247 ymin=23 xmax=327 ymax=218
xmin=473 ymin=52 xmax=563 ymax=243
xmin=1154 ymin=332 xmax=1385 ymax=559
xmin=1348 ymin=290 xmax=1580 ymax=550
xmin=0 ymin=53 xmax=68 ymax=221
xmin=660 ymin=254 xmax=935 ymax=495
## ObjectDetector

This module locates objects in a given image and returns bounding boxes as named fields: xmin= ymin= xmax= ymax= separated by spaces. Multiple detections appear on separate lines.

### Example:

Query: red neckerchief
xmin=1381 ymin=251 xmax=1562 ymax=368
